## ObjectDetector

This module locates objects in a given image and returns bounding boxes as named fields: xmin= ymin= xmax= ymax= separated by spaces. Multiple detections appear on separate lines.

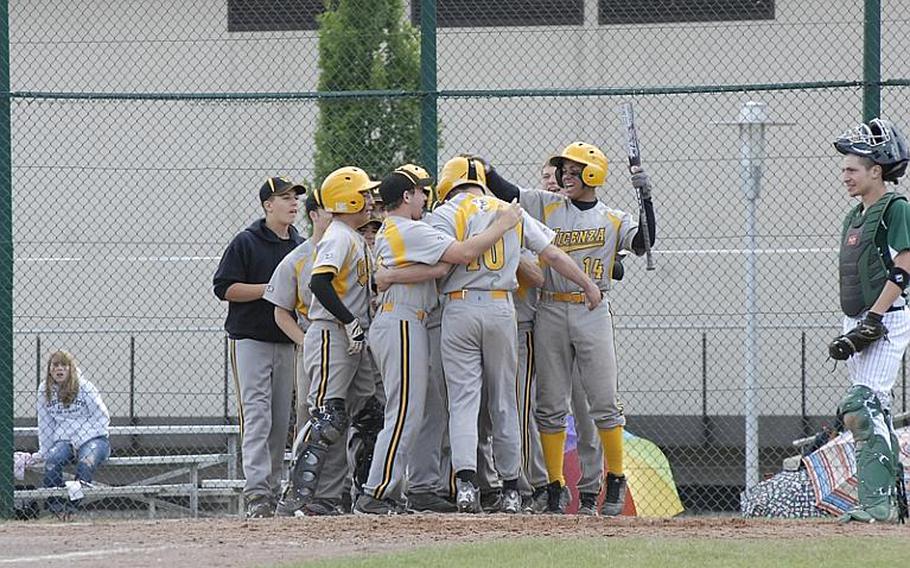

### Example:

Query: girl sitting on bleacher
xmin=37 ymin=350 xmax=110 ymax=520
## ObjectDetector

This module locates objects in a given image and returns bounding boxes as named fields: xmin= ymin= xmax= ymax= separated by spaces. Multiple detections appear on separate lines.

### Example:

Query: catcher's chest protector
xmin=839 ymin=193 xmax=905 ymax=317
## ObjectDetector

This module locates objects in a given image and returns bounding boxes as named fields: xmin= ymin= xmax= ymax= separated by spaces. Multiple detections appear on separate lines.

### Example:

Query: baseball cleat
xmin=455 ymin=479 xmax=482 ymax=513
xmin=353 ymin=494 xmax=399 ymax=515
xmin=502 ymin=488 xmax=521 ymax=514
xmin=545 ymin=481 xmax=569 ymax=514
xmin=407 ymin=492 xmax=457 ymax=513
xmin=481 ymin=489 xmax=504 ymax=513
xmin=601 ymin=473 xmax=627 ymax=517
xmin=524 ymin=485 xmax=549 ymax=514
xmin=577 ymin=492 xmax=599 ymax=516
xmin=245 ymin=495 xmax=275 ymax=519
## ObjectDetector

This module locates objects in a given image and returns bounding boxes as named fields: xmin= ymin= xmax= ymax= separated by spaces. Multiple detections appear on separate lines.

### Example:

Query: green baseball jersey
xmin=374 ymin=215 xmax=456 ymax=312
xmin=309 ymin=220 xmax=372 ymax=324
xmin=518 ymin=188 xmax=637 ymax=292
xmin=878 ymin=196 xmax=910 ymax=260
xmin=264 ymin=239 xmax=316 ymax=332
xmin=430 ymin=192 xmax=555 ymax=293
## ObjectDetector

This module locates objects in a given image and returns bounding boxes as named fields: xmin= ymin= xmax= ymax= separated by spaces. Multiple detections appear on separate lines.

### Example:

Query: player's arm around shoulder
xmin=440 ymin=199 xmax=523 ymax=265
xmin=517 ymin=250 xmax=545 ymax=288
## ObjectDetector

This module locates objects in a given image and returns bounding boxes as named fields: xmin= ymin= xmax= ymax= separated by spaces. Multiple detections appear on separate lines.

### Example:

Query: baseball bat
xmin=619 ymin=101 xmax=656 ymax=271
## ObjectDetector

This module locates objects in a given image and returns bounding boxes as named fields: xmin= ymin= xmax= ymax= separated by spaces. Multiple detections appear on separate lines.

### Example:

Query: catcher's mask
xmin=835 ymin=118 xmax=910 ymax=183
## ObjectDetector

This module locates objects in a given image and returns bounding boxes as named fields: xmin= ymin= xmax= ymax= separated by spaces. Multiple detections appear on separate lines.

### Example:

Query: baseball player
xmin=512 ymin=249 xmax=550 ymax=512
xmin=354 ymin=163 xmax=523 ymax=514
xmin=212 ymin=176 xmax=305 ymax=518
xmin=538 ymin=162 xmax=610 ymax=515
xmin=829 ymin=118 xmax=910 ymax=523
xmin=279 ymin=166 xmax=380 ymax=516
xmin=262 ymin=193 xmax=336 ymax=516
xmin=484 ymin=143 xmax=656 ymax=515
xmin=430 ymin=156 xmax=601 ymax=514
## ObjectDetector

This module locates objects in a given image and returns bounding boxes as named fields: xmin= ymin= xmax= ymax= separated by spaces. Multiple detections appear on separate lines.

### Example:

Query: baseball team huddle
xmin=215 ymin=117 xmax=910 ymax=524
xmin=214 ymin=140 xmax=655 ymax=519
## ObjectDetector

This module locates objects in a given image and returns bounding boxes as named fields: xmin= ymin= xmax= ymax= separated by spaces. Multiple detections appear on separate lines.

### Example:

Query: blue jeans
xmin=44 ymin=436 xmax=111 ymax=512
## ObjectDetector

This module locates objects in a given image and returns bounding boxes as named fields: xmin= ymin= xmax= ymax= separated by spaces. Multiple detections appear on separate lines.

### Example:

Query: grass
xmin=282 ymin=536 xmax=910 ymax=568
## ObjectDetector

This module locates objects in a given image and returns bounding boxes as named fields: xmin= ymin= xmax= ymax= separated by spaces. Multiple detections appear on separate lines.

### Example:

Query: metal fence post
xmin=737 ymin=101 xmax=768 ymax=490
xmin=0 ymin=0 xmax=11 ymax=519
xmin=419 ymin=0 xmax=437 ymax=176
xmin=863 ymin=0 xmax=881 ymax=121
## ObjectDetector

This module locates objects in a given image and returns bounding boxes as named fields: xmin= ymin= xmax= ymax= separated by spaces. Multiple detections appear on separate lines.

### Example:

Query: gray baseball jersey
xmin=309 ymin=220 xmax=372 ymax=325
xmin=263 ymin=239 xmax=317 ymax=440
xmin=430 ymin=193 xmax=555 ymax=293
xmin=519 ymin=189 xmax=636 ymax=293
xmin=362 ymin=215 xmax=454 ymax=503
xmin=264 ymin=239 xmax=316 ymax=332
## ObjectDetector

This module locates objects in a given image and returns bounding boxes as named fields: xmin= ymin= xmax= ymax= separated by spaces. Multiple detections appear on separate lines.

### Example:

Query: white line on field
xmin=13 ymin=249 xmax=838 ymax=263
xmin=0 ymin=544 xmax=178 ymax=564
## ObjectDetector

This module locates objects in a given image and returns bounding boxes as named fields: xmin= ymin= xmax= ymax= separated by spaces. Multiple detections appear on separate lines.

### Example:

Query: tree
xmin=313 ymin=0 xmax=421 ymax=183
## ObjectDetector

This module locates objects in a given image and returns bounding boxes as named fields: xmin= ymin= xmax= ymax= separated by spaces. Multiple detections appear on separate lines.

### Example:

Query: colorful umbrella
xmin=621 ymin=430 xmax=685 ymax=518
xmin=563 ymin=419 xmax=684 ymax=518
xmin=803 ymin=425 xmax=910 ymax=516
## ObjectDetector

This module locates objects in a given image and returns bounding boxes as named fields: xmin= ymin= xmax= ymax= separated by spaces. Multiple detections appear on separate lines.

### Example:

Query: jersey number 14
xmin=582 ymin=256 xmax=604 ymax=280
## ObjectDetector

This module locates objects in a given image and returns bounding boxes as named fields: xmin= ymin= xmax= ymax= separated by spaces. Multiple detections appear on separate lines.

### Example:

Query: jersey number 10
xmin=467 ymin=238 xmax=505 ymax=272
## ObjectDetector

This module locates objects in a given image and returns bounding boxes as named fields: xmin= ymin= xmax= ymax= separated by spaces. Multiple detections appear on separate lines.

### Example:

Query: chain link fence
xmin=3 ymin=0 xmax=908 ymax=518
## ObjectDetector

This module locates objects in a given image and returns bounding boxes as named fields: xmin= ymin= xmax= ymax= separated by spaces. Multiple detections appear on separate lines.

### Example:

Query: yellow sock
xmin=539 ymin=430 xmax=567 ymax=485
xmin=599 ymin=426 xmax=624 ymax=476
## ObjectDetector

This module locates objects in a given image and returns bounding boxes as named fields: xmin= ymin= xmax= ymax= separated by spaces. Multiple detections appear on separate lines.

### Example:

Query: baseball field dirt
xmin=0 ymin=515 xmax=906 ymax=568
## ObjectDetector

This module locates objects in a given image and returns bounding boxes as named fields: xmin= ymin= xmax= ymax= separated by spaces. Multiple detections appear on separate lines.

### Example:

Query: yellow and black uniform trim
xmin=373 ymin=320 xmax=411 ymax=499
xmin=519 ymin=330 xmax=534 ymax=471
xmin=314 ymin=328 xmax=331 ymax=407
xmin=229 ymin=339 xmax=245 ymax=441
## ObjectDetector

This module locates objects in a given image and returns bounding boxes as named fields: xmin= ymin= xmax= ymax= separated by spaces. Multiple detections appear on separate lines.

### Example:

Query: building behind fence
xmin=3 ymin=0 xmax=910 ymax=516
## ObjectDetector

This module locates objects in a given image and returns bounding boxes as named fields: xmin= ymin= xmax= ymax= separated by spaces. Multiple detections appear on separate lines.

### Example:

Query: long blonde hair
xmin=44 ymin=350 xmax=80 ymax=406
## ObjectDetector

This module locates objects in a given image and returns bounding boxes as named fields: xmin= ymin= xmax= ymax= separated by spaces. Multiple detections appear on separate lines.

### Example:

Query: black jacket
xmin=213 ymin=219 xmax=303 ymax=342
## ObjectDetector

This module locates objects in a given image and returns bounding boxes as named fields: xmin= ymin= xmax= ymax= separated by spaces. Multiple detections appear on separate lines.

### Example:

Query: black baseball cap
xmin=259 ymin=176 xmax=306 ymax=204
xmin=304 ymin=192 xmax=321 ymax=215
xmin=378 ymin=171 xmax=429 ymax=205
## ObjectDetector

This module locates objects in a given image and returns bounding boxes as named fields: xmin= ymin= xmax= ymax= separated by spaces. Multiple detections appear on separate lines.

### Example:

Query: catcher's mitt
xmin=828 ymin=312 xmax=888 ymax=360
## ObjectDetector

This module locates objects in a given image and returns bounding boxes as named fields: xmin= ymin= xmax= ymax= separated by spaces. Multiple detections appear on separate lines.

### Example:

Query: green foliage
xmin=313 ymin=0 xmax=421 ymax=183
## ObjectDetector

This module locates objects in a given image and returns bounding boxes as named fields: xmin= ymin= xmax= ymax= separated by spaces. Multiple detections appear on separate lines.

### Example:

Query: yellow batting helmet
xmin=436 ymin=156 xmax=488 ymax=203
xmin=549 ymin=142 xmax=608 ymax=187
xmin=318 ymin=166 xmax=380 ymax=213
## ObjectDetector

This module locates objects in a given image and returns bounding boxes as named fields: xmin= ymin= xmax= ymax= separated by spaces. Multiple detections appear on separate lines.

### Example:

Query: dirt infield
xmin=0 ymin=515 xmax=904 ymax=568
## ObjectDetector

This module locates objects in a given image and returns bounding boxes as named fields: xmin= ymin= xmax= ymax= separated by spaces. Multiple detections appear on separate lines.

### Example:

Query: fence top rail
xmin=14 ymin=424 xmax=239 ymax=437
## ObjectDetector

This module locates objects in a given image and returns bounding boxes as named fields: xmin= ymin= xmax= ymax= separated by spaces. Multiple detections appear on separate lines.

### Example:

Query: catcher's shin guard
xmin=291 ymin=399 xmax=348 ymax=502
xmin=840 ymin=386 xmax=897 ymax=519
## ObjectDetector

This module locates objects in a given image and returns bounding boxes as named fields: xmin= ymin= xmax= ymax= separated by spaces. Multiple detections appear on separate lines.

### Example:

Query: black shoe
xmin=525 ymin=485 xmax=548 ymax=514
xmin=601 ymin=473 xmax=627 ymax=517
xmin=546 ymin=481 xmax=568 ymax=514
xmin=246 ymin=495 xmax=275 ymax=519
xmin=481 ymin=489 xmax=504 ymax=513
xmin=577 ymin=492 xmax=599 ymax=516
xmin=407 ymin=492 xmax=457 ymax=513
xmin=303 ymin=498 xmax=341 ymax=516
xmin=354 ymin=494 xmax=398 ymax=515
